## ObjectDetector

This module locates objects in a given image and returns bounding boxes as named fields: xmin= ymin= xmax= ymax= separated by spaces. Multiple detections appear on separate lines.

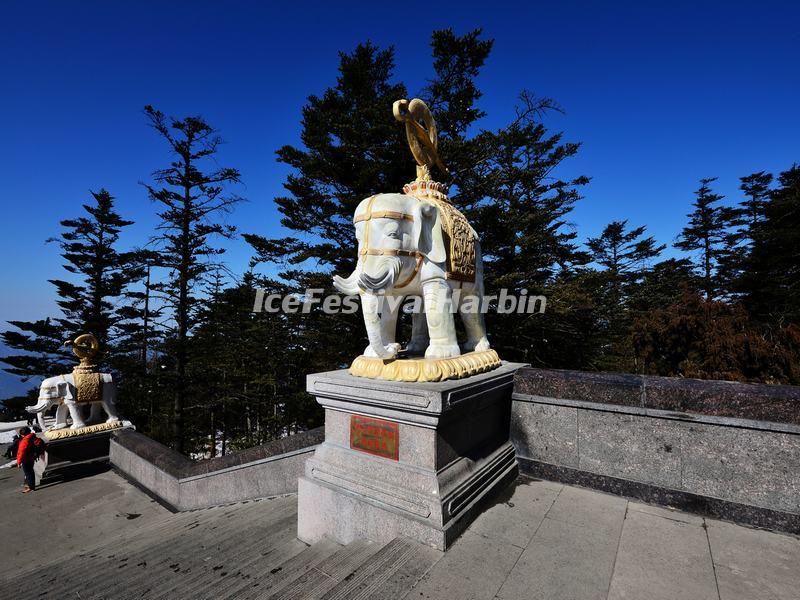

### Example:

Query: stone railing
xmin=511 ymin=368 xmax=800 ymax=534
xmin=110 ymin=427 xmax=324 ymax=511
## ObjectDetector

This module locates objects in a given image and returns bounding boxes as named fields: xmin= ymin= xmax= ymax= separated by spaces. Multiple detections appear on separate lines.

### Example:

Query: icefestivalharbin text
xmin=252 ymin=287 xmax=546 ymax=315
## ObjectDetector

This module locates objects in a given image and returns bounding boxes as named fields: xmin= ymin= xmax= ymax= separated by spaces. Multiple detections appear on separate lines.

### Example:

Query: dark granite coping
xmin=513 ymin=392 xmax=800 ymax=436
xmin=111 ymin=427 xmax=324 ymax=480
xmin=514 ymin=367 xmax=800 ymax=427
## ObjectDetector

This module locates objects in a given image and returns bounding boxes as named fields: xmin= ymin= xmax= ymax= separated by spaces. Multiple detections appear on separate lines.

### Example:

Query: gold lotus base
xmin=349 ymin=349 xmax=501 ymax=383
xmin=45 ymin=420 xmax=123 ymax=441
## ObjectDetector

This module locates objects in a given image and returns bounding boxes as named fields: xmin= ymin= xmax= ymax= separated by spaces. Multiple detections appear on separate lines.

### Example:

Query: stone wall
xmin=110 ymin=427 xmax=324 ymax=511
xmin=511 ymin=368 xmax=800 ymax=534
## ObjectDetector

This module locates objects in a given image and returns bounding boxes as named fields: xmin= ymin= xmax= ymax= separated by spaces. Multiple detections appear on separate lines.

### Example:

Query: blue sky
xmin=1 ymin=1 xmax=798 ymax=394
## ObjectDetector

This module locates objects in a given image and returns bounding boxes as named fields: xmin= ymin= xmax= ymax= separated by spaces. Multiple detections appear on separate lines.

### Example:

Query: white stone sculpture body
xmin=333 ymin=191 xmax=490 ymax=360
xmin=28 ymin=372 xmax=120 ymax=431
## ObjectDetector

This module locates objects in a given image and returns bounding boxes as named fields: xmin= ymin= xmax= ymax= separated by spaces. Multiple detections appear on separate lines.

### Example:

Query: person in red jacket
xmin=16 ymin=427 xmax=41 ymax=493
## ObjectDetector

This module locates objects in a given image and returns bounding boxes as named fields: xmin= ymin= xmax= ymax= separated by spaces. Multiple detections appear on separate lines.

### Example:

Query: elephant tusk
xmin=26 ymin=399 xmax=50 ymax=413
xmin=333 ymin=270 xmax=360 ymax=296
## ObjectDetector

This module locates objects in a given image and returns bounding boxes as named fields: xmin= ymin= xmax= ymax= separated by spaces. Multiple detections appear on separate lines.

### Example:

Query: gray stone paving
xmin=1 ymin=467 xmax=798 ymax=599
xmin=414 ymin=478 xmax=800 ymax=600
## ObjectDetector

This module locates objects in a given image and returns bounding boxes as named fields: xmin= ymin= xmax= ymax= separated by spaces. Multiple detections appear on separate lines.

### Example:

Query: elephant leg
xmin=459 ymin=287 xmax=491 ymax=352
xmin=53 ymin=404 xmax=69 ymax=429
xmin=361 ymin=294 xmax=400 ymax=359
xmin=66 ymin=401 xmax=87 ymax=430
xmin=363 ymin=314 xmax=401 ymax=356
xmin=381 ymin=295 xmax=402 ymax=345
xmin=36 ymin=411 xmax=46 ymax=432
xmin=407 ymin=305 xmax=429 ymax=355
xmin=103 ymin=383 xmax=120 ymax=422
xmin=423 ymin=278 xmax=460 ymax=359
xmin=89 ymin=402 xmax=103 ymax=423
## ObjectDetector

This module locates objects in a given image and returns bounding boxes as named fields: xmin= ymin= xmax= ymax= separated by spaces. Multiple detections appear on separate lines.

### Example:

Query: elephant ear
xmin=413 ymin=201 xmax=446 ymax=264
xmin=58 ymin=381 xmax=72 ymax=401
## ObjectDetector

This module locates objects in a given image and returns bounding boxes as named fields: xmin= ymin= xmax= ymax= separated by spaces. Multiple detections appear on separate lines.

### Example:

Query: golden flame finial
xmin=65 ymin=333 xmax=100 ymax=367
xmin=393 ymin=98 xmax=448 ymax=182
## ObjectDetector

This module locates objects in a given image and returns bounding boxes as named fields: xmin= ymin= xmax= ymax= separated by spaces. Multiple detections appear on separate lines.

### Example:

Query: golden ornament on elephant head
xmin=65 ymin=333 xmax=103 ymax=404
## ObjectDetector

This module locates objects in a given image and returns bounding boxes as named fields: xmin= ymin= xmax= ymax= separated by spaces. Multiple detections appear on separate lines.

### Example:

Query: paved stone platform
xmin=0 ymin=466 xmax=797 ymax=599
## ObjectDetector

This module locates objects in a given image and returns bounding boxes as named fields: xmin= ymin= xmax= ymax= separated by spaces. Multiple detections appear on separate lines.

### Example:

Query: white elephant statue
xmin=333 ymin=187 xmax=490 ymax=361
xmin=27 ymin=373 xmax=119 ymax=431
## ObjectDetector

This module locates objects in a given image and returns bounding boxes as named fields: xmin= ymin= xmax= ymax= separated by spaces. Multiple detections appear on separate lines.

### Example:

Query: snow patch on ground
xmin=0 ymin=426 xmax=25 ymax=444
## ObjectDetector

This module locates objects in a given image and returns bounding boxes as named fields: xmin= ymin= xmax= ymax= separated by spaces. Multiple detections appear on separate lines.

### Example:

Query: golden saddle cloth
xmin=73 ymin=367 xmax=102 ymax=404
xmin=433 ymin=200 xmax=477 ymax=283
xmin=403 ymin=180 xmax=478 ymax=283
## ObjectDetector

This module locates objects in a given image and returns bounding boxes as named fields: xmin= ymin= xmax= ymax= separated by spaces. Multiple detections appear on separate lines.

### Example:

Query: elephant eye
xmin=383 ymin=221 xmax=400 ymax=234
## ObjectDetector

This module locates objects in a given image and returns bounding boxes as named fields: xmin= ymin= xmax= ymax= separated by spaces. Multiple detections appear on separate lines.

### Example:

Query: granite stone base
xmin=297 ymin=362 xmax=525 ymax=550
xmin=35 ymin=424 xmax=134 ymax=486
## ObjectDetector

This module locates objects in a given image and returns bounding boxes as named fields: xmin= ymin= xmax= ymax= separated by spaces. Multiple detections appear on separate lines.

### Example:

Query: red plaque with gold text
xmin=350 ymin=415 xmax=399 ymax=460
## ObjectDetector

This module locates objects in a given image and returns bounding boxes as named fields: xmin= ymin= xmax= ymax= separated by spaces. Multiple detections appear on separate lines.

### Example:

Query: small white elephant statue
xmin=27 ymin=373 xmax=119 ymax=431
xmin=333 ymin=190 xmax=490 ymax=360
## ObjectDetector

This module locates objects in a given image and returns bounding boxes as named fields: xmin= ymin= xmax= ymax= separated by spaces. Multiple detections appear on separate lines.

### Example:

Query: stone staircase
xmin=6 ymin=495 xmax=441 ymax=600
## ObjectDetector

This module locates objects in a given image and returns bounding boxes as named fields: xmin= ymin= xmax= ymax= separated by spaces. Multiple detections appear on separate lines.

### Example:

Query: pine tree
xmin=675 ymin=178 xmax=730 ymax=300
xmin=463 ymin=93 xmax=590 ymax=364
xmin=2 ymin=189 xmax=139 ymax=387
xmin=245 ymin=43 xmax=408 ymax=276
xmin=47 ymin=189 xmax=140 ymax=348
xmin=587 ymin=220 xmax=665 ymax=310
xmin=586 ymin=220 xmax=665 ymax=370
xmin=185 ymin=272 xmax=313 ymax=455
xmin=745 ymin=165 xmax=800 ymax=322
xmin=739 ymin=171 xmax=773 ymax=231
xmin=718 ymin=171 xmax=774 ymax=298
xmin=112 ymin=253 xmax=167 ymax=433
xmin=424 ymin=28 xmax=493 ymax=179
xmin=628 ymin=258 xmax=695 ymax=313
xmin=1 ymin=318 xmax=72 ymax=383
xmin=143 ymin=106 xmax=244 ymax=453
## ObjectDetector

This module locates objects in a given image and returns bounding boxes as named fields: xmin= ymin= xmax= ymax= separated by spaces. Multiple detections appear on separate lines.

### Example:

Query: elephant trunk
xmin=26 ymin=398 xmax=50 ymax=413
xmin=357 ymin=257 xmax=402 ymax=294
xmin=361 ymin=293 xmax=397 ymax=359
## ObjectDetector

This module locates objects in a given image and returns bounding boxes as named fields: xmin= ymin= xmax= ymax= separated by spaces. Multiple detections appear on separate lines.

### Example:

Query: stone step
xmin=49 ymin=498 xmax=295 ymax=599
xmin=144 ymin=514 xmax=301 ymax=600
xmin=320 ymin=537 xmax=442 ymax=600
xmin=225 ymin=537 xmax=344 ymax=600
xmin=264 ymin=538 xmax=381 ymax=600
xmin=9 ymin=491 xmax=441 ymax=600
xmin=195 ymin=534 xmax=310 ymax=600
xmin=15 ymin=497 xmax=296 ymax=600
xmin=58 ymin=502 xmax=243 ymax=564
xmin=56 ymin=502 xmax=266 ymax=586
xmin=129 ymin=506 xmax=298 ymax=599
xmin=8 ymin=501 xmax=230 ymax=581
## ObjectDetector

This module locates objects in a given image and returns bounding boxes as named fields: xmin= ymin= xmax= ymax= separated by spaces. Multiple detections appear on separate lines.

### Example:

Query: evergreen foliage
xmin=744 ymin=165 xmax=800 ymax=323
xmin=674 ymin=178 xmax=731 ymax=300
xmin=2 ymin=189 xmax=140 ymax=384
xmin=587 ymin=221 xmax=665 ymax=370
xmin=143 ymin=106 xmax=245 ymax=453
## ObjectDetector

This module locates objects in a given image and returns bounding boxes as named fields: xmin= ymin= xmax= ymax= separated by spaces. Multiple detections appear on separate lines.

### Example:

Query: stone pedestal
xmin=35 ymin=422 xmax=134 ymax=486
xmin=297 ymin=362 xmax=525 ymax=550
